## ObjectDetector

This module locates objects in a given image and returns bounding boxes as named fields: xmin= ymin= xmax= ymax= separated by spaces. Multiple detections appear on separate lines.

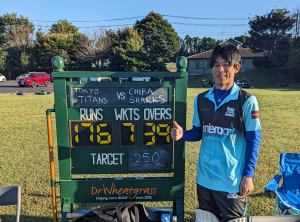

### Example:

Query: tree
xmin=134 ymin=12 xmax=181 ymax=61
xmin=0 ymin=50 xmax=8 ymax=71
xmin=192 ymin=36 xmax=202 ymax=54
xmin=288 ymin=37 xmax=300 ymax=70
xmin=202 ymin=37 xmax=219 ymax=51
xmin=175 ymin=35 xmax=219 ymax=58
xmin=0 ymin=49 xmax=16 ymax=79
xmin=184 ymin=35 xmax=193 ymax=55
xmin=234 ymin=35 xmax=252 ymax=48
xmin=180 ymin=35 xmax=202 ymax=56
xmin=177 ymin=39 xmax=185 ymax=56
xmin=0 ymin=12 xmax=34 ymax=48
xmin=252 ymin=56 xmax=271 ymax=68
xmin=176 ymin=36 xmax=191 ymax=58
xmin=50 ymin=19 xmax=79 ymax=34
xmin=271 ymin=36 xmax=291 ymax=69
xmin=248 ymin=8 xmax=296 ymax=68
xmin=35 ymin=32 xmax=77 ymax=69
xmin=0 ymin=13 xmax=35 ymax=76
xmin=75 ymin=27 xmax=113 ymax=69
xmin=109 ymin=27 xmax=167 ymax=72
xmin=292 ymin=7 xmax=300 ymax=38
xmin=5 ymin=24 xmax=36 ymax=73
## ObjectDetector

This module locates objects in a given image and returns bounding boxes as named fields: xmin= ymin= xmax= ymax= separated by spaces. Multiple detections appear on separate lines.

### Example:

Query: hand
xmin=239 ymin=176 xmax=254 ymax=196
xmin=171 ymin=121 xmax=183 ymax=141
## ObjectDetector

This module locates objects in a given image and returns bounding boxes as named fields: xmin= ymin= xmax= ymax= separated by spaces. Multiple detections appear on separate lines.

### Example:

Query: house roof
xmin=220 ymin=38 xmax=243 ymax=47
xmin=187 ymin=48 xmax=264 ymax=60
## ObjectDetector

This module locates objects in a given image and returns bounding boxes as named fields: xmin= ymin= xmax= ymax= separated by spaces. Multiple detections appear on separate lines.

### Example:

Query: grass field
xmin=0 ymin=77 xmax=300 ymax=221
xmin=188 ymin=68 xmax=300 ymax=89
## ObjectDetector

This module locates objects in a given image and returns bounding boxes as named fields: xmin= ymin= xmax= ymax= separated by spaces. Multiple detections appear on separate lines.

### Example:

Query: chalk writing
xmin=72 ymin=87 xmax=169 ymax=106
xmin=129 ymin=148 xmax=169 ymax=170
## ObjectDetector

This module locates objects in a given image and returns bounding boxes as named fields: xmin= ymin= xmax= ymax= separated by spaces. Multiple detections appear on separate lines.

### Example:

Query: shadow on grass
xmin=0 ymin=215 xmax=53 ymax=222
xmin=249 ymin=191 xmax=276 ymax=201
xmin=249 ymin=192 xmax=266 ymax=198
xmin=26 ymin=193 xmax=54 ymax=198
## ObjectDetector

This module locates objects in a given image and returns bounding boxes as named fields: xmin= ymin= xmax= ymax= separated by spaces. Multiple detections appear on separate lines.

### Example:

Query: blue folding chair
xmin=0 ymin=186 xmax=21 ymax=222
xmin=264 ymin=153 xmax=300 ymax=215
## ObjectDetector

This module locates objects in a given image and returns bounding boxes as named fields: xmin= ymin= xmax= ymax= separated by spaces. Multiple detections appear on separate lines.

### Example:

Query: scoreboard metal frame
xmin=49 ymin=56 xmax=188 ymax=222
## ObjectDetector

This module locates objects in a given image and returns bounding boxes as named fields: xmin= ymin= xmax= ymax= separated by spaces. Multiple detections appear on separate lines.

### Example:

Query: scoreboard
xmin=50 ymin=56 xmax=187 ymax=222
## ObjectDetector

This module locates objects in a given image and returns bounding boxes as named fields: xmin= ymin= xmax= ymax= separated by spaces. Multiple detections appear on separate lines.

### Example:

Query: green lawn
xmin=0 ymin=82 xmax=300 ymax=221
xmin=188 ymin=68 xmax=300 ymax=89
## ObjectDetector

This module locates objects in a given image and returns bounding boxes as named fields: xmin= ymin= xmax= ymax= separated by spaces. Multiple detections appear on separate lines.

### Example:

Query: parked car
xmin=16 ymin=74 xmax=28 ymax=81
xmin=89 ymin=77 xmax=112 ymax=82
xmin=18 ymin=72 xmax=51 ymax=88
xmin=0 ymin=74 xmax=6 ymax=82
xmin=132 ymin=77 xmax=150 ymax=82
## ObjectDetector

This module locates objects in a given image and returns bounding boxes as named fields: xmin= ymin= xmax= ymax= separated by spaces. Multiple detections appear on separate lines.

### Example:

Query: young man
xmin=171 ymin=44 xmax=261 ymax=222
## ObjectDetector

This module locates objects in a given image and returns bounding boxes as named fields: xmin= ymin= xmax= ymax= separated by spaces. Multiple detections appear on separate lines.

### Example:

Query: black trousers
xmin=197 ymin=183 xmax=246 ymax=222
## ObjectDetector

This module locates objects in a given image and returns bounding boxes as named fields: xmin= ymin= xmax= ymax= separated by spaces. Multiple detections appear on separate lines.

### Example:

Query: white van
xmin=132 ymin=77 xmax=150 ymax=82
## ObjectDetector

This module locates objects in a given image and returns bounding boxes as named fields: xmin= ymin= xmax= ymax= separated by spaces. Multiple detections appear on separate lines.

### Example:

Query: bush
xmin=252 ymin=56 xmax=272 ymax=68
xmin=271 ymin=49 xmax=289 ymax=69
xmin=288 ymin=38 xmax=300 ymax=71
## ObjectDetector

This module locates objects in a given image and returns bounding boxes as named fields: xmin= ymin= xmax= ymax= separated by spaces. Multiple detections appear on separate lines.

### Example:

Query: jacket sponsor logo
xmin=225 ymin=106 xmax=235 ymax=117
xmin=203 ymin=123 xmax=233 ymax=136
xmin=251 ymin=111 xmax=259 ymax=119
xmin=227 ymin=192 xmax=238 ymax=199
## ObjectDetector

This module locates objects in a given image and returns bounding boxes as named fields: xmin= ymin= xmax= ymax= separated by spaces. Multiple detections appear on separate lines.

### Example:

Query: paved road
xmin=0 ymin=81 xmax=54 ymax=94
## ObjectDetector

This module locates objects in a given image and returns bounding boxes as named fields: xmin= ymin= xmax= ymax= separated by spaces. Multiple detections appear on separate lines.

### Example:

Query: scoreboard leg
xmin=174 ymin=201 xmax=184 ymax=222
xmin=61 ymin=198 xmax=71 ymax=222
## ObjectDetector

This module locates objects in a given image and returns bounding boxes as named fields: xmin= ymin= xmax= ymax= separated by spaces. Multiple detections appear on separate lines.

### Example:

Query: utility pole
xmin=296 ymin=12 xmax=299 ymax=38
xmin=221 ymin=28 xmax=226 ymax=41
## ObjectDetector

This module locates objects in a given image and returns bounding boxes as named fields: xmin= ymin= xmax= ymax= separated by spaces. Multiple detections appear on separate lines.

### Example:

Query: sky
xmin=1 ymin=0 xmax=299 ymax=41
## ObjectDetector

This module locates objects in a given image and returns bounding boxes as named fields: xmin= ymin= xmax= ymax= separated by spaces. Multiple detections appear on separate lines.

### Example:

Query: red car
xmin=18 ymin=72 xmax=51 ymax=88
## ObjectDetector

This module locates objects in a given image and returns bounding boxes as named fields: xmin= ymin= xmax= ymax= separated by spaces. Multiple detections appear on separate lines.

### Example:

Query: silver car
xmin=89 ymin=77 xmax=112 ymax=82
xmin=16 ymin=74 xmax=28 ymax=81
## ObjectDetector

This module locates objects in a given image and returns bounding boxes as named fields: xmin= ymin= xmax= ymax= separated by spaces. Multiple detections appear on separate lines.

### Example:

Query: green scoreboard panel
xmin=50 ymin=56 xmax=187 ymax=222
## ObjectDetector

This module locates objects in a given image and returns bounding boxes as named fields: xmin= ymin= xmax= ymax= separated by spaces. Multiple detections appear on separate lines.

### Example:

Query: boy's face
xmin=212 ymin=55 xmax=240 ymax=90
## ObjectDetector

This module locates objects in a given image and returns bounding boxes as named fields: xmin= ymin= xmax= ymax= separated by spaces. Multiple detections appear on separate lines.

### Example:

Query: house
xmin=187 ymin=38 xmax=264 ymax=74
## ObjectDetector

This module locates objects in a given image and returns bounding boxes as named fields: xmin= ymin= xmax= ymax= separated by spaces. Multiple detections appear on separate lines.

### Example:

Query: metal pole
xmin=296 ymin=13 xmax=299 ymax=38
xmin=221 ymin=28 xmax=226 ymax=41
xmin=46 ymin=109 xmax=57 ymax=222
